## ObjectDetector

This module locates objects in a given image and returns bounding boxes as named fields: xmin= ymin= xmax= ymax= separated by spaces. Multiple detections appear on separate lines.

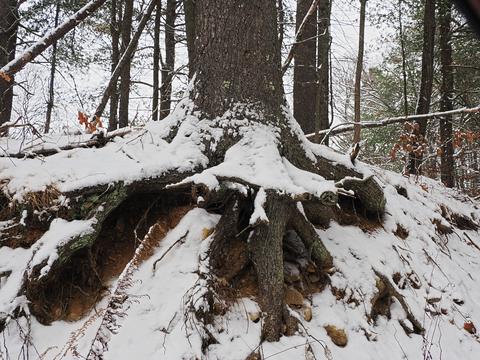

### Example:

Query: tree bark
xmin=159 ymin=0 xmax=176 ymax=119
xmin=118 ymin=0 xmax=134 ymax=128
xmin=398 ymin=0 xmax=409 ymax=117
xmin=315 ymin=0 xmax=331 ymax=143
xmin=248 ymin=193 xmax=288 ymax=342
xmin=438 ymin=0 xmax=455 ymax=187
xmin=108 ymin=0 xmax=121 ymax=131
xmin=94 ymin=0 xmax=158 ymax=122
xmin=408 ymin=0 xmax=435 ymax=174
xmin=152 ymin=0 xmax=161 ymax=121
xmin=184 ymin=0 xmax=195 ymax=79
xmin=293 ymin=0 xmax=317 ymax=134
xmin=44 ymin=1 xmax=61 ymax=134
xmin=353 ymin=0 xmax=367 ymax=145
xmin=193 ymin=1 xmax=284 ymax=117
xmin=0 ymin=0 xmax=19 ymax=131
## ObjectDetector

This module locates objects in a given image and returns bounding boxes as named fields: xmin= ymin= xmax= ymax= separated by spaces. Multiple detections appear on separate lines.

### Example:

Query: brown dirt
xmin=394 ymin=224 xmax=409 ymax=239
xmin=26 ymin=192 xmax=193 ymax=324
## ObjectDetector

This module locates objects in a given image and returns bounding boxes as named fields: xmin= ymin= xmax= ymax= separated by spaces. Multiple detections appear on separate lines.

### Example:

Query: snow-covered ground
xmin=1 ymin=104 xmax=480 ymax=359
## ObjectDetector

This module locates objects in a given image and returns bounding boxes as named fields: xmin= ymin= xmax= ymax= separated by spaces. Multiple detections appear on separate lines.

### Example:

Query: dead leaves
xmin=78 ymin=111 xmax=103 ymax=133
xmin=0 ymin=71 xmax=12 ymax=83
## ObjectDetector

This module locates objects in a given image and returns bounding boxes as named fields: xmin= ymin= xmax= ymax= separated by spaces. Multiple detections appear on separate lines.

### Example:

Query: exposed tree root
xmin=248 ymin=192 xmax=289 ymax=341
xmin=0 ymin=115 xmax=389 ymax=343
xmin=370 ymin=269 xmax=424 ymax=335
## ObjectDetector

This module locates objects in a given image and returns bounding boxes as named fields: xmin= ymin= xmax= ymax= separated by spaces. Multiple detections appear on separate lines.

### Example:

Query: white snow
xmin=1 ymin=105 xmax=480 ymax=359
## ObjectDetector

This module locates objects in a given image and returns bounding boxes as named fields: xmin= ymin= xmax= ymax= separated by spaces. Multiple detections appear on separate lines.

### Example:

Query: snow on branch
xmin=306 ymin=105 xmax=480 ymax=141
xmin=0 ymin=0 xmax=108 ymax=80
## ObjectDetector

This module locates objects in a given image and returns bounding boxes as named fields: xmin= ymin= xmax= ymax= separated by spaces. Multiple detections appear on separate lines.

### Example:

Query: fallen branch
xmin=1 ymin=127 xmax=136 ymax=158
xmin=306 ymin=105 xmax=480 ymax=141
xmin=152 ymin=232 xmax=189 ymax=271
xmin=0 ymin=0 xmax=107 ymax=80
xmin=281 ymin=0 xmax=320 ymax=74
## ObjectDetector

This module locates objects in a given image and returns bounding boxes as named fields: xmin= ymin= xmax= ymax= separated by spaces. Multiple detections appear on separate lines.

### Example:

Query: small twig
xmin=152 ymin=231 xmax=189 ymax=271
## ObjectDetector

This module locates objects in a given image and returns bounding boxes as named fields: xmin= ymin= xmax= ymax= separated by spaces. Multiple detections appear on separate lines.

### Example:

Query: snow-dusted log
xmin=0 ymin=0 xmax=107 ymax=80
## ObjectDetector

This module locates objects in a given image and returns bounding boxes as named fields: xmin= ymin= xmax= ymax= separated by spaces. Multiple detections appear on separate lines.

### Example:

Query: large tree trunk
xmin=118 ymin=0 xmax=134 ymax=128
xmin=315 ymin=0 xmax=331 ymax=143
xmin=438 ymin=0 xmax=455 ymax=188
xmin=408 ymin=0 xmax=435 ymax=174
xmin=293 ymin=0 xmax=317 ymax=134
xmin=194 ymin=1 xmax=284 ymax=117
xmin=0 ymin=0 xmax=19 ymax=131
xmin=159 ymin=0 xmax=176 ymax=119
xmin=353 ymin=0 xmax=367 ymax=145
xmin=108 ymin=0 xmax=121 ymax=130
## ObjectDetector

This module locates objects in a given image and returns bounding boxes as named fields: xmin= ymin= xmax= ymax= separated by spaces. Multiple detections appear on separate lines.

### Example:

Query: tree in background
xmin=293 ymin=0 xmax=317 ymax=134
xmin=0 ymin=0 xmax=19 ymax=131
xmin=108 ymin=0 xmax=121 ymax=130
xmin=118 ymin=0 xmax=134 ymax=129
xmin=408 ymin=0 xmax=435 ymax=174
xmin=353 ymin=0 xmax=367 ymax=146
xmin=315 ymin=0 xmax=331 ymax=143
xmin=438 ymin=0 xmax=454 ymax=187
xmin=159 ymin=0 xmax=176 ymax=119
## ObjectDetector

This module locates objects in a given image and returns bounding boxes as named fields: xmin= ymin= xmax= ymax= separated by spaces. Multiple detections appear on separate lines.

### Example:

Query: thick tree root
xmin=248 ymin=191 xmax=288 ymax=342
xmin=371 ymin=269 xmax=424 ymax=335
xmin=289 ymin=204 xmax=333 ymax=269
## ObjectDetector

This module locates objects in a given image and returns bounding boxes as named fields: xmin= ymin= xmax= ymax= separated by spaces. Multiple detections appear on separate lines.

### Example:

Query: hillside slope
xmin=1 ymin=116 xmax=479 ymax=359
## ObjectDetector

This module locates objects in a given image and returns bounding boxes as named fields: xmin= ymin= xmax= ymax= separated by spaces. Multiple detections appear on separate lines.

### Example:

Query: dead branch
xmin=1 ymin=127 xmax=136 ymax=158
xmin=306 ymin=105 xmax=480 ymax=141
xmin=0 ymin=0 xmax=108 ymax=80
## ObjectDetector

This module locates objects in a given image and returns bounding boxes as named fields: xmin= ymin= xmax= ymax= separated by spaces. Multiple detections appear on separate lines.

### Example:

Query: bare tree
xmin=44 ymin=1 xmax=61 ymax=134
xmin=439 ymin=0 xmax=454 ymax=187
xmin=353 ymin=0 xmax=367 ymax=145
xmin=408 ymin=0 xmax=435 ymax=174
xmin=398 ymin=0 xmax=409 ymax=117
xmin=152 ymin=0 xmax=161 ymax=121
xmin=108 ymin=0 xmax=121 ymax=130
xmin=184 ymin=0 xmax=195 ymax=78
xmin=118 ymin=0 xmax=134 ymax=128
xmin=0 ymin=0 xmax=19 ymax=130
xmin=159 ymin=0 xmax=176 ymax=119
xmin=315 ymin=0 xmax=331 ymax=143
xmin=293 ymin=0 xmax=317 ymax=134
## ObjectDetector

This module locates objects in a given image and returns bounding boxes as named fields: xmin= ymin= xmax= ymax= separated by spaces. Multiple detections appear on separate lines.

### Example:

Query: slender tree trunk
xmin=108 ymin=0 xmax=121 ymax=131
xmin=118 ymin=0 xmax=134 ymax=128
xmin=315 ymin=0 xmax=331 ymax=144
xmin=184 ymin=0 xmax=195 ymax=78
xmin=398 ymin=0 xmax=409 ymax=117
xmin=293 ymin=0 xmax=317 ymax=134
xmin=152 ymin=0 xmax=161 ymax=121
xmin=159 ymin=0 xmax=176 ymax=119
xmin=439 ymin=0 xmax=455 ymax=187
xmin=0 ymin=0 xmax=19 ymax=131
xmin=408 ymin=0 xmax=435 ymax=174
xmin=353 ymin=0 xmax=367 ymax=144
xmin=45 ymin=1 xmax=61 ymax=134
